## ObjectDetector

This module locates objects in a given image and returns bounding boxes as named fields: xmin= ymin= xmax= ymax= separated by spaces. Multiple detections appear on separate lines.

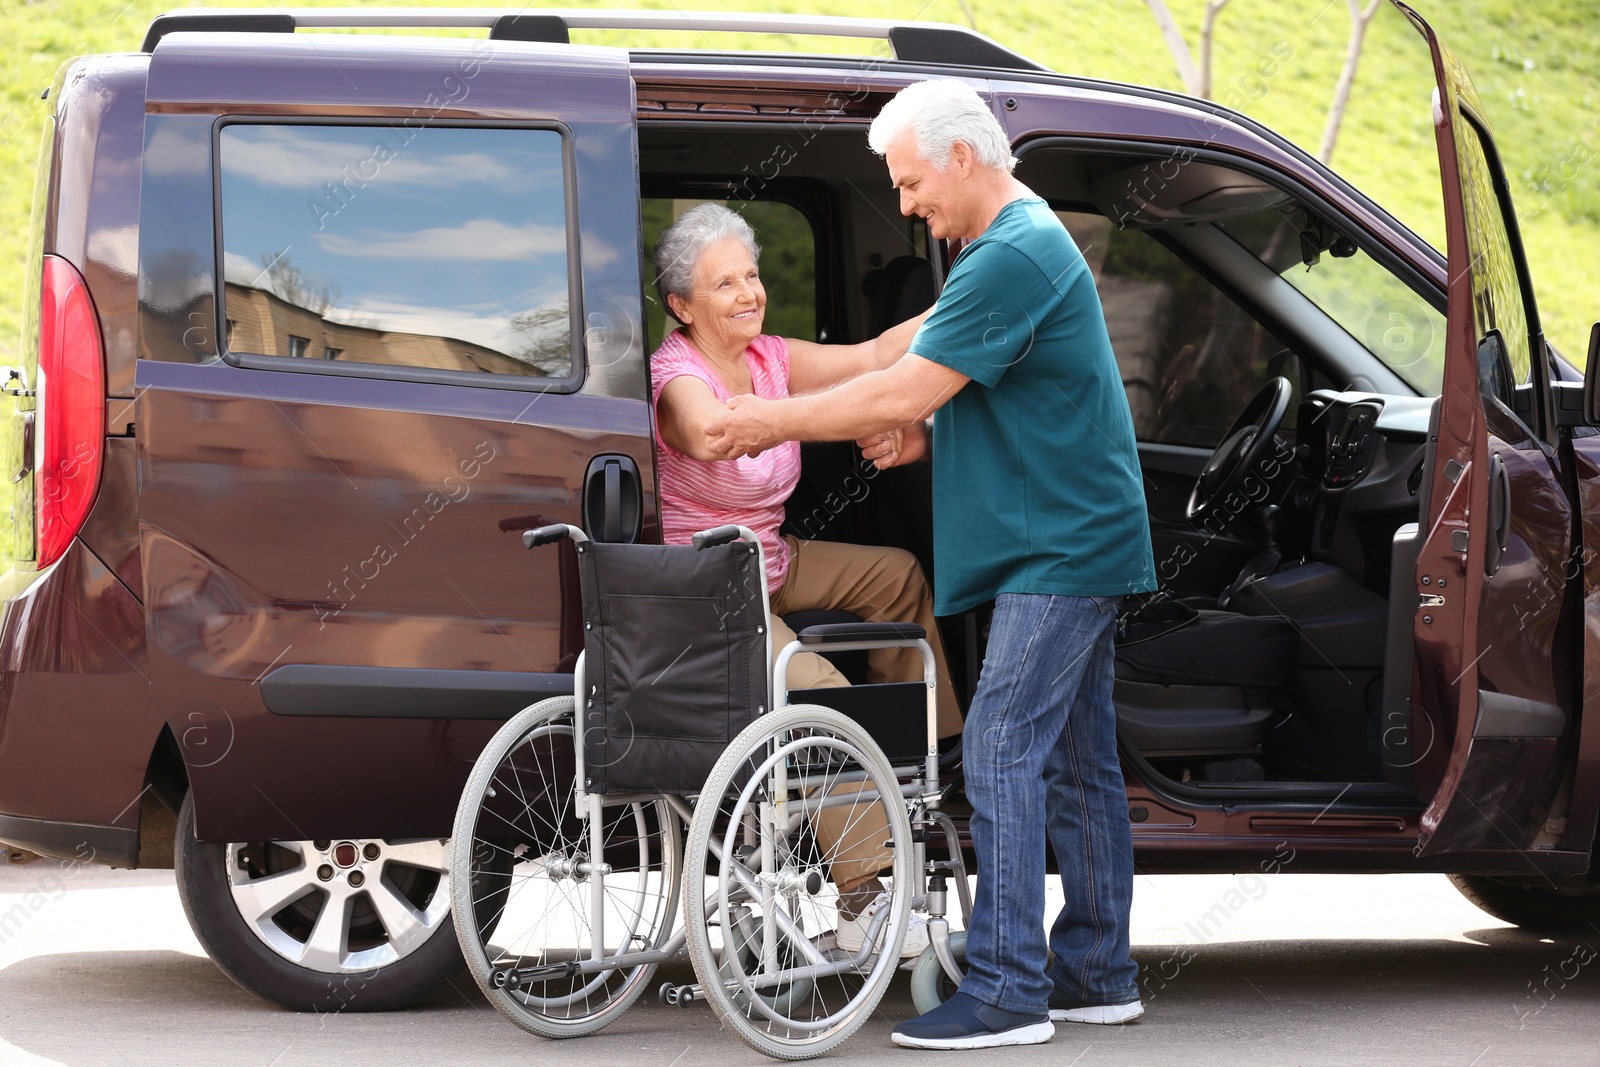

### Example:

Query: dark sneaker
xmin=891 ymin=991 xmax=1054 ymax=1050
xmin=1047 ymin=993 xmax=1145 ymax=1024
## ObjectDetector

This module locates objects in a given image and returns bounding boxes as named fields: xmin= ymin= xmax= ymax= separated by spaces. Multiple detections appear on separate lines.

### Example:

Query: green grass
xmin=3 ymin=0 xmax=1598 ymax=364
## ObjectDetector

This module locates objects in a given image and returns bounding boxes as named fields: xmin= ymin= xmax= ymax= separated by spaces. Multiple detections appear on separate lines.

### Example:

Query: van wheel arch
xmin=133 ymin=726 xmax=189 ymax=869
xmin=172 ymin=792 xmax=462 ymax=1011
xmin=1448 ymin=873 xmax=1600 ymax=932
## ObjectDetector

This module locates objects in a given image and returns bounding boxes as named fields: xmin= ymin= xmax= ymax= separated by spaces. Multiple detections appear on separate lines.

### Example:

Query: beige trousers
xmin=769 ymin=536 xmax=962 ymax=887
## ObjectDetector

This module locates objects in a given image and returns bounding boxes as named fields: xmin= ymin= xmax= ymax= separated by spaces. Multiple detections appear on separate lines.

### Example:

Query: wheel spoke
xmin=298 ymin=888 xmax=352 ymax=970
xmin=366 ymin=874 xmax=429 ymax=952
xmin=379 ymin=839 xmax=447 ymax=872
xmin=231 ymin=866 xmax=318 ymax=924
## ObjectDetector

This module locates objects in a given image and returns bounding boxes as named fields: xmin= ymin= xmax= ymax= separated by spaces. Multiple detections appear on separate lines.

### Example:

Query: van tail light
xmin=36 ymin=254 xmax=105 ymax=569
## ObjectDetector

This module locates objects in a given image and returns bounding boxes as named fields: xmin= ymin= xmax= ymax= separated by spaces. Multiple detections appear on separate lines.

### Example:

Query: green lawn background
xmin=2 ymin=0 xmax=1597 ymax=365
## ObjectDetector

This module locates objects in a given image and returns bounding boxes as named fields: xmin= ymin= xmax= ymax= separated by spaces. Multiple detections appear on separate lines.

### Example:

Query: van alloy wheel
xmin=175 ymin=793 xmax=465 ymax=1011
xmin=227 ymin=837 xmax=452 ymax=972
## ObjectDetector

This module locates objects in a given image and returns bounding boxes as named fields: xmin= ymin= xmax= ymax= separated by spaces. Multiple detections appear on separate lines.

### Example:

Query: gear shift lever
xmin=1218 ymin=505 xmax=1283 ymax=611
xmin=1255 ymin=504 xmax=1282 ymax=553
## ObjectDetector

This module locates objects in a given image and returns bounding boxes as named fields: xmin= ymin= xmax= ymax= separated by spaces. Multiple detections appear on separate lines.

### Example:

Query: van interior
xmin=638 ymin=117 xmax=1444 ymax=811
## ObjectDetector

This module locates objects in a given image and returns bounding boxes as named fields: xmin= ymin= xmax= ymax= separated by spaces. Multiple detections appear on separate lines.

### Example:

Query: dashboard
xmin=1296 ymin=390 xmax=1434 ymax=589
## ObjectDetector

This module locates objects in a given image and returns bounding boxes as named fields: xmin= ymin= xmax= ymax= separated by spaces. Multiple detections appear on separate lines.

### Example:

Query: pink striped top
xmin=651 ymin=330 xmax=801 ymax=593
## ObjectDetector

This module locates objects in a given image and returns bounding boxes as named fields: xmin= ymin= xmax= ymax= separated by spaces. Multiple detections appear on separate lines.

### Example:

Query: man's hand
xmin=704 ymin=394 xmax=780 ymax=460
xmin=857 ymin=420 xmax=929 ymax=469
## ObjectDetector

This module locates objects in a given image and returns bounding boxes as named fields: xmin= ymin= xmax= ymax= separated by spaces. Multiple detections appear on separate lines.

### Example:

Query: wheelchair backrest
xmin=578 ymin=540 xmax=771 ymax=795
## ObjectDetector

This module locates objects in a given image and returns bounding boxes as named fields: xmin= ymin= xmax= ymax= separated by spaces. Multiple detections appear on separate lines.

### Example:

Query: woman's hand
xmin=857 ymin=420 xmax=929 ymax=469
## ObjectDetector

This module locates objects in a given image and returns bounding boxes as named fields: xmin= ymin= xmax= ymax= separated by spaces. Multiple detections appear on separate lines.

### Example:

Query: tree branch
xmin=1198 ymin=0 xmax=1232 ymax=100
xmin=1319 ymin=0 xmax=1384 ymax=163
xmin=1143 ymin=0 xmax=1203 ymax=97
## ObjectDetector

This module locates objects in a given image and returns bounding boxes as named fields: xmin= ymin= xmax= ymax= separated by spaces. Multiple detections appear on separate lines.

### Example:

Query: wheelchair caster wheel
xmin=909 ymin=930 xmax=968 ymax=1014
xmin=659 ymin=982 xmax=695 ymax=1007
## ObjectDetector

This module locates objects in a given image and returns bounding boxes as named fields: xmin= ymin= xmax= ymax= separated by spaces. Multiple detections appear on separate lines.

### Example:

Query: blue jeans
xmin=959 ymin=593 xmax=1137 ymax=1014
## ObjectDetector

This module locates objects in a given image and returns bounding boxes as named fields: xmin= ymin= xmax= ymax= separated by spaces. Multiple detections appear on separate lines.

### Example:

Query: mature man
xmin=704 ymin=78 xmax=1155 ymax=1049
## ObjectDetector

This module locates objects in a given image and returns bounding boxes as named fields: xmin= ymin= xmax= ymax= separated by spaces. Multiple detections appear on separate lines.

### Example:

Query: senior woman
xmin=650 ymin=203 xmax=961 ymax=957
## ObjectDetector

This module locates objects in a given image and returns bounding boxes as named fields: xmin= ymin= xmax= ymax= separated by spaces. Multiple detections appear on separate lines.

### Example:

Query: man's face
xmin=886 ymin=132 xmax=966 ymax=240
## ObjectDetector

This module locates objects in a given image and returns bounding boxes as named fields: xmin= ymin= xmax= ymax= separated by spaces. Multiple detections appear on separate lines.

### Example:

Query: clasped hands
xmin=703 ymin=394 xmax=926 ymax=469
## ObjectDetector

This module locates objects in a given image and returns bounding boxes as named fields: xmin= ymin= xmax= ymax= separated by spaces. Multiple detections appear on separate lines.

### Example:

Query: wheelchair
xmin=449 ymin=522 xmax=971 ymax=1059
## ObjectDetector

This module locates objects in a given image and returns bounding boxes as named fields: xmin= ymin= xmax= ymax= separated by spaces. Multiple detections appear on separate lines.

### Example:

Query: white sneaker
xmin=833 ymin=891 xmax=928 ymax=959
xmin=1049 ymin=1000 xmax=1145 ymax=1024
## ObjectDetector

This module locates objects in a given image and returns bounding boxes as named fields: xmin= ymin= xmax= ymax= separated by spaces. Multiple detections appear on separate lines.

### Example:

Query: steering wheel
xmin=1185 ymin=377 xmax=1293 ymax=526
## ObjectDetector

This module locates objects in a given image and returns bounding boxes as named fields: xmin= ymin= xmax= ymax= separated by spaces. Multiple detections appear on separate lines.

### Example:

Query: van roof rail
xmin=140 ymin=7 xmax=1048 ymax=72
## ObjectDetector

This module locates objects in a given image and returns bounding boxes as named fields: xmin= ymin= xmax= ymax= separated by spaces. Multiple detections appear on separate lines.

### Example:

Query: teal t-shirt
xmin=910 ymin=197 xmax=1156 ymax=615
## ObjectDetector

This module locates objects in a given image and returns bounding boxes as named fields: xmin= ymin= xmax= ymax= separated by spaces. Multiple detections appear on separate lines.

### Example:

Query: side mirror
xmin=1553 ymin=323 xmax=1599 ymax=428
xmin=1586 ymin=322 xmax=1600 ymax=424
xmin=1476 ymin=328 xmax=1512 ymax=401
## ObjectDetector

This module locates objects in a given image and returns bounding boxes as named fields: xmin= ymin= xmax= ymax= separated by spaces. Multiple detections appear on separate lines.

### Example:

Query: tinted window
xmin=1058 ymin=211 xmax=1296 ymax=449
xmin=1456 ymin=112 xmax=1533 ymax=412
xmin=219 ymin=124 xmax=574 ymax=379
xmin=641 ymin=198 xmax=816 ymax=351
xmin=1218 ymin=209 xmax=1446 ymax=396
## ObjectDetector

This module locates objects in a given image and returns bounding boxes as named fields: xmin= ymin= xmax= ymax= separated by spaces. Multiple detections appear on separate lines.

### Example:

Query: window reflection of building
xmin=223 ymin=282 xmax=566 ymax=377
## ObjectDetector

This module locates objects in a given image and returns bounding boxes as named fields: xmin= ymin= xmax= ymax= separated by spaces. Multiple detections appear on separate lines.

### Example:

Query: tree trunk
xmin=1198 ymin=0 xmax=1232 ymax=100
xmin=1319 ymin=0 xmax=1383 ymax=163
xmin=1143 ymin=0 xmax=1202 ymax=97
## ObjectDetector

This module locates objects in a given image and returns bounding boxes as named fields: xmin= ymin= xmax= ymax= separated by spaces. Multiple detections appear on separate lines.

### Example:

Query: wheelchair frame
xmin=450 ymin=522 xmax=969 ymax=1059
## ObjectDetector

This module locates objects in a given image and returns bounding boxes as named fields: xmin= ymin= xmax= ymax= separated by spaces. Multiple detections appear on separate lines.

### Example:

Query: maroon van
xmin=1 ymin=3 xmax=1595 ymax=1011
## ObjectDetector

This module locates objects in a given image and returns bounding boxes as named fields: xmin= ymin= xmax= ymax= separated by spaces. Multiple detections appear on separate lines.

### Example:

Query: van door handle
xmin=582 ymin=454 xmax=641 ymax=544
xmin=1486 ymin=453 xmax=1510 ymax=577
xmin=603 ymin=460 xmax=621 ymax=542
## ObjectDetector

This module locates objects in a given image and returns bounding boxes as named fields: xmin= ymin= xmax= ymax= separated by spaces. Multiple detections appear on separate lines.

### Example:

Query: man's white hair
xmin=867 ymin=79 xmax=1018 ymax=172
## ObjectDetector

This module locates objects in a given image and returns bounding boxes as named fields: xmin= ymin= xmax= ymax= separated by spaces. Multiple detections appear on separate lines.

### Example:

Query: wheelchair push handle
xmin=522 ymin=523 xmax=590 ymax=549
xmin=691 ymin=524 xmax=762 ymax=551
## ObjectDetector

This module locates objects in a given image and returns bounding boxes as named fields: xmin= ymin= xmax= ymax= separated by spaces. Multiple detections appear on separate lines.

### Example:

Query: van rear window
xmin=218 ymin=124 xmax=574 ymax=380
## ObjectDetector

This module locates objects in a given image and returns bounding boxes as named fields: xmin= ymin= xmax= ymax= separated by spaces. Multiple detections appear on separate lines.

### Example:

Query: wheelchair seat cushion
xmin=1115 ymin=598 xmax=1299 ymax=689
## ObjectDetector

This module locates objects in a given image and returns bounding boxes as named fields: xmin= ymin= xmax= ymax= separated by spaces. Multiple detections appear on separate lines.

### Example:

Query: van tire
xmin=1448 ymin=873 xmax=1600 ymax=933
xmin=174 ymin=792 xmax=464 ymax=1011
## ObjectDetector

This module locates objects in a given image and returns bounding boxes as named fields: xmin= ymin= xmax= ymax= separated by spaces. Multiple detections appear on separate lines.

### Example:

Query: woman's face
xmin=670 ymin=236 xmax=766 ymax=353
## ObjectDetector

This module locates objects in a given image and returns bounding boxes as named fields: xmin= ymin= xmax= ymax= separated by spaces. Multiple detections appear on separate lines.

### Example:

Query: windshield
xmin=1218 ymin=210 xmax=1446 ymax=396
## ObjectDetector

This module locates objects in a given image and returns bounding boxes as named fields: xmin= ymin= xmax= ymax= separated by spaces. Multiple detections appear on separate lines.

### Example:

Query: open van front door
xmin=1396 ymin=3 xmax=1580 ymax=862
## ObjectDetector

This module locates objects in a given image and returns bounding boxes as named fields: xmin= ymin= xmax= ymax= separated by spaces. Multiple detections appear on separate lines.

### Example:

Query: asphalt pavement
xmin=0 ymin=862 xmax=1595 ymax=1067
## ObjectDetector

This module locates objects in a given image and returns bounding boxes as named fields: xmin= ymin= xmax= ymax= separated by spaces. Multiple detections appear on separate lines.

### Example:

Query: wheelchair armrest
xmin=797 ymin=622 xmax=926 ymax=645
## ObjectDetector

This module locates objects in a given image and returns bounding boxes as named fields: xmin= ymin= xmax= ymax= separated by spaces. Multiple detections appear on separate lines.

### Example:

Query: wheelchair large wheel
xmin=684 ymin=704 xmax=913 ymax=1060
xmin=451 ymin=696 xmax=681 ymax=1038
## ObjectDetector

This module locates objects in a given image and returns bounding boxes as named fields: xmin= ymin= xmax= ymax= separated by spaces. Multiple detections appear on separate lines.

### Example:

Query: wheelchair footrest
xmin=491 ymin=961 xmax=579 ymax=990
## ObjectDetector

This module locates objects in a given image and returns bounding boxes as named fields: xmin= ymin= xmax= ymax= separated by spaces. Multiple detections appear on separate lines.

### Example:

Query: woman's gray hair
xmin=653 ymin=203 xmax=761 ymax=321
xmin=867 ymin=78 xmax=1018 ymax=172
